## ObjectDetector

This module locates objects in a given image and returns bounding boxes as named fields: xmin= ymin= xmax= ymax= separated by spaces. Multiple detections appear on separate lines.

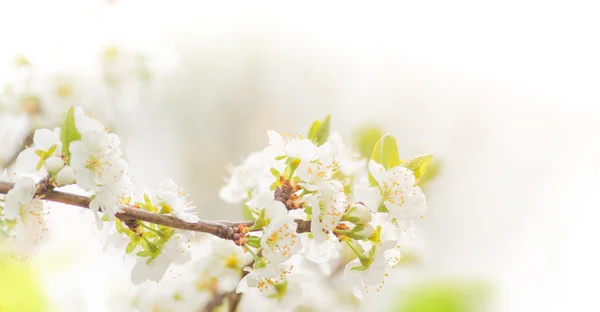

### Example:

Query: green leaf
xmin=143 ymin=231 xmax=158 ymax=239
xmin=307 ymin=114 xmax=331 ymax=146
xmin=369 ymin=134 xmax=402 ymax=186
xmin=377 ymin=203 xmax=388 ymax=213
xmin=370 ymin=134 xmax=402 ymax=170
xmin=125 ymin=241 xmax=136 ymax=254
xmin=59 ymin=106 xmax=81 ymax=162
xmin=246 ymin=236 xmax=261 ymax=248
xmin=47 ymin=144 xmax=57 ymax=155
xmin=351 ymin=265 xmax=368 ymax=271
xmin=353 ymin=125 xmax=384 ymax=159
xmin=418 ymin=160 xmax=442 ymax=186
xmin=242 ymin=203 xmax=254 ymax=221
xmin=35 ymin=158 xmax=45 ymax=171
xmin=401 ymin=154 xmax=433 ymax=180
xmin=136 ymin=250 xmax=151 ymax=257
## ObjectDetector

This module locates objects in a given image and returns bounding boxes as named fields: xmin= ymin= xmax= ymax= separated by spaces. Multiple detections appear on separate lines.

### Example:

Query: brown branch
xmin=200 ymin=259 xmax=254 ymax=312
xmin=1 ymin=130 xmax=34 ymax=169
xmin=0 ymin=180 xmax=310 ymax=241
xmin=201 ymin=291 xmax=229 ymax=312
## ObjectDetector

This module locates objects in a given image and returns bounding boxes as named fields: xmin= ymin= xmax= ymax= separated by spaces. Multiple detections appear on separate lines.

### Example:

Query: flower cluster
xmin=0 ymin=107 xmax=435 ymax=310
xmin=1 ymin=106 xmax=198 ymax=284
xmin=220 ymin=115 xmax=434 ymax=305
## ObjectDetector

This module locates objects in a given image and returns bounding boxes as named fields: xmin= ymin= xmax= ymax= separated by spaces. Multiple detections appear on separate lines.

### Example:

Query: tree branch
xmin=0 ymin=180 xmax=310 ymax=241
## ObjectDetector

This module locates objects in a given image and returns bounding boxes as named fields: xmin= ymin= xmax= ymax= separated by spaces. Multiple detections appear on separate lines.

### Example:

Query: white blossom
xmin=343 ymin=241 xmax=396 ymax=299
xmin=267 ymin=131 xmax=318 ymax=162
xmin=14 ymin=128 xmax=62 ymax=174
xmin=155 ymin=178 xmax=198 ymax=222
xmin=356 ymin=160 xmax=427 ymax=222
xmin=219 ymin=149 xmax=284 ymax=204
xmin=131 ymin=235 xmax=191 ymax=284
xmin=3 ymin=177 xmax=46 ymax=247
xmin=327 ymin=132 xmax=365 ymax=176
xmin=70 ymin=131 xmax=127 ymax=191
xmin=261 ymin=201 xmax=301 ymax=264
xmin=195 ymin=237 xmax=253 ymax=293
xmin=295 ymin=143 xmax=334 ymax=191
xmin=308 ymin=180 xmax=347 ymax=243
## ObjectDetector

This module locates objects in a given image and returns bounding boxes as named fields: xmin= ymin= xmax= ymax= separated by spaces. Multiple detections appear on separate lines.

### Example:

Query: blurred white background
xmin=1 ymin=0 xmax=599 ymax=311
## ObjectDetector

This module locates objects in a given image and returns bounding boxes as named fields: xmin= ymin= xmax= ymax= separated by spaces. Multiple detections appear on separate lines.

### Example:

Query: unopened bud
xmin=349 ymin=224 xmax=375 ymax=240
xmin=55 ymin=166 xmax=75 ymax=185
xmin=45 ymin=156 xmax=64 ymax=174
xmin=342 ymin=202 xmax=372 ymax=225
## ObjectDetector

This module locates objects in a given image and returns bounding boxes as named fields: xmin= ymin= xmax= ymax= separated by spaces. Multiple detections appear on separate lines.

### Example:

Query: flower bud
xmin=342 ymin=202 xmax=372 ymax=225
xmin=56 ymin=166 xmax=75 ymax=185
xmin=45 ymin=156 xmax=64 ymax=174
xmin=349 ymin=224 xmax=375 ymax=240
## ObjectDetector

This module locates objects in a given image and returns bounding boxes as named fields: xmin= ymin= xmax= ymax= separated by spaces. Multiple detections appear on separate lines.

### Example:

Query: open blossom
xmin=195 ymin=237 xmax=253 ymax=293
xmin=357 ymin=160 xmax=427 ymax=222
xmin=32 ymin=128 xmax=62 ymax=153
xmin=15 ymin=128 xmax=62 ymax=174
xmin=155 ymin=178 xmax=198 ymax=222
xmin=267 ymin=131 xmax=319 ymax=161
xmin=344 ymin=240 xmax=397 ymax=299
xmin=295 ymin=143 xmax=334 ymax=191
xmin=308 ymin=179 xmax=347 ymax=243
xmin=131 ymin=235 xmax=191 ymax=284
xmin=261 ymin=201 xmax=301 ymax=264
xmin=3 ymin=177 xmax=46 ymax=247
xmin=89 ymin=181 xmax=126 ymax=219
xmin=236 ymin=262 xmax=294 ymax=294
xmin=301 ymin=234 xmax=338 ymax=263
xmin=70 ymin=131 xmax=127 ymax=191
xmin=4 ymin=177 xmax=39 ymax=220
xmin=327 ymin=132 xmax=365 ymax=176
xmin=219 ymin=149 xmax=284 ymax=204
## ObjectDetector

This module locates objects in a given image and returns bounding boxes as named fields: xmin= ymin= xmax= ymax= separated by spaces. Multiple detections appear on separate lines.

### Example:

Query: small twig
xmin=201 ymin=291 xmax=230 ymax=312
xmin=227 ymin=259 xmax=254 ymax=312
xmin=0 ymin=180 xmax=310 ymax=241
xmin=200 ymin=259 xmax=254 ymax=312
xmin=1 ymin=130 xmax=34 ymax=169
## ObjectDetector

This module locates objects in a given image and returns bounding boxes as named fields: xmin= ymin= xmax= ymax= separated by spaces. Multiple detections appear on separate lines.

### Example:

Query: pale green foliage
xmin=389 ymin=280 xmax=491 ymax=312
xmin=417 ymin=160 xmax=442 ymax=186
xmin=0 ymin=254 xmax=47 ymax=311
xmin=371 ymin=134 xmax=402 ymax=170
xmin=59 ymin=106 xmax=81 ymax=162
xmin=369 ymin=134 xmax=402 ymax=187
xmin=353 ymin=125 xmax=384 ymax=159
xmin=401 ymin=154 xmax=433 ymax=181
xmin=307 ymin=114 xmax=331 ymax=146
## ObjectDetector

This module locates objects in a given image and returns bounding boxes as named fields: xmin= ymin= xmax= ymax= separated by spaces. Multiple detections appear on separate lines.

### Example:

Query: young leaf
xmin=377 ymin=203 xmax=389 ymax=213
xmin=418 ymin=160 xmax=442 ymax=186
xmin=353 ymin=125 xmax=384 ymax=159
xmin=370 ymin=134 xmax=402 ymax=169
xmin=59 ymin=106 xmax=81 ymax=162
xmin=125 ymin=241 xmax=137 ymax=254
xmin=307 ymin=114 xmax=331 ymax=146
xmin=308 ymin=120 xmax=321 ymax=141
xmin=401 ymin=154 xmax=433 ymax=180
xmin=369 ymin=134 xmax=402 ymax=186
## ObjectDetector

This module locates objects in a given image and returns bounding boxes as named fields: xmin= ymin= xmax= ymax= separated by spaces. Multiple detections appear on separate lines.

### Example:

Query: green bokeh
xmin=390 ymin=280 xmax=491 ymax=312
xmin=0 ymin=254 xmax=46 ymax=312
